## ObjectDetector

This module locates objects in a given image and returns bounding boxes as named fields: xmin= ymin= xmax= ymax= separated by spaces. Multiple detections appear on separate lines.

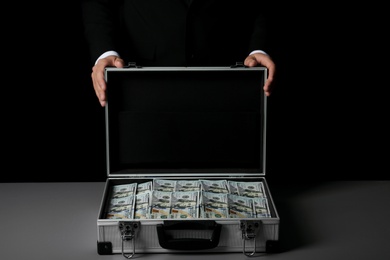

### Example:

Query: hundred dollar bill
xmin=153 ymin=179 xmax=177 ymax=192
xmin=106 ymin=211 xmax=133 ymax=219
xmin=227 ymin=181 xmax=239 ymax=195
xmin=136 ymin=181 xmax=153 ymax=194
xmin=171 ymin=191 xmax=199 ymax=219
xmin=111 ymin=183 xmax=137 ymax=198
xmin=228 ymin=194 xmax=255 ymax=218
xmin=200 ymin=179 xmax=229 ymax=193
xmin=253 ymin=197 xmax=271 ymax=218
xmin=150 ymin=191 xmax=172 ymax=219
xmin=176 ymin=180 xmax=201 ymax=192
xmin=106 ymin=194 xmax=135 ymax=219
xmin=201 ymin=191 xmax=229 ymax=218
xmin=237 ymin=181 xmax=266 ymax=198
xmin=134 ymin=191 xmax=151 ymax=219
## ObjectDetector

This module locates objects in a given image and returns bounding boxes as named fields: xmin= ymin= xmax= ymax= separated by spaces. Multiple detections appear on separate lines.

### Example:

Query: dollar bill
xmin=237 ymin=181 xmax=266 ymax=198
xmin=201 ymin=191 xmax=229 ymax=218
xmin=136 ymin=181 xmax=153 ymax=194
xmin=253 ymin=197 xmax=271 ymax=218
xmin=200 ymin=179 xmax=229 ymax=193
xmin=150 ymin=191 xmax=172 ymax=219
xmin=176 ymin=180 xmax=201 ymax=192
xmin=153 ymin=179 xmax=177 ymax=192
xmin=111 ymin=183 xmax=137 ymax=198
xmin=134 ymin=191 xmax=151 ymax=219
xmin=171 ymin=191 xmax=200 ymax=219
xmin=106 ymin=194 xmax=135 ymax=219
xmin=227 ymin=181 xmax=239 ymax=195
xmin=228 ymin=194 xmax=255 ymax=218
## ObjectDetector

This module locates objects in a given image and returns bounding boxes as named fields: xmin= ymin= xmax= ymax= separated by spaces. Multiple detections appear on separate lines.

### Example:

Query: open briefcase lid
xmin=104 ymin=66 xmax=267 ymax=178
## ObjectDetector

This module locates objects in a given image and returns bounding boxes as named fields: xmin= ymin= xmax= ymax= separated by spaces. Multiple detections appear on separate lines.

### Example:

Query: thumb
xmin=114 ymin=58 xmax=125 ymax=68
xmin=244 ymin=56 xmax=258 ymax=67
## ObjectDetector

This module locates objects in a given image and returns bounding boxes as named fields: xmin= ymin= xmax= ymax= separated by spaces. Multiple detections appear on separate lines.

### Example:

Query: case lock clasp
xmin=119 ymin=221 xmax=140 ymax=259
xmin=125 ymin=62 xmax=142 ymax=68
xmin=230 ymin=62 xmax=247 ymax=68
xmin=240 ymin=220 xmax=261 ymax=257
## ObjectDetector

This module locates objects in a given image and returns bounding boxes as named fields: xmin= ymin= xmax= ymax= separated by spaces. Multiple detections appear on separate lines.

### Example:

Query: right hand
xmin=91 ymin=55 xmax=125 ymax=107
xmin=244 ymin=52 xmax=275 ymax=97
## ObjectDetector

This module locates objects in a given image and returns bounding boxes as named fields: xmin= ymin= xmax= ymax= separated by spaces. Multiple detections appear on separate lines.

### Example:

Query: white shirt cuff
xmin=249 ymin=50 xmax=268 ymax=56
xmin=95 ymin=51 xmax=120 ymax=65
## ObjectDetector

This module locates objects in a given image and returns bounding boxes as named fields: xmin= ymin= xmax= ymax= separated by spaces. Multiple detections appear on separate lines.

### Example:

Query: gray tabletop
xmin=1 ymin=181 xmax=389 ymax=260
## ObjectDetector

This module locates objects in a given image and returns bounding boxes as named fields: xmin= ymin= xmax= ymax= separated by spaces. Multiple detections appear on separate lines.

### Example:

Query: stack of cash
xmin=150 ymin=190 xmax=200 ymax=219
xmin=105 ymin=179 xmax=271 ymax=220
xmin=200 ymin=180 xmax=270 ymax=218
xmin=106 ymin=183 xmax=137 ymax=219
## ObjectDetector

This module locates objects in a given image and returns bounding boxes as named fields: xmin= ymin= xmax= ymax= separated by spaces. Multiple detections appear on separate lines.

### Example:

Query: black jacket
xmin=82 ymin=0 xmax=268 ymax=66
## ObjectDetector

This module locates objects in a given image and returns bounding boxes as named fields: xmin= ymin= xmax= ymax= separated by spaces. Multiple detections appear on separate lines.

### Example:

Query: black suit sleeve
xmin=81 ymin=0 xmax=271 ymax=66
xmin=232 ymin=0 xmax=269 ymax=55
xmin=81 ymin=0 xmax=123 ymax=63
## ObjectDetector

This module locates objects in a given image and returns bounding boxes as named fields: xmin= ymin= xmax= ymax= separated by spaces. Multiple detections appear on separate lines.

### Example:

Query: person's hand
xmin=244 ymin=53 xmax=275 ymax=97
xmin=91 ymin=55 xmax=125 ymax=107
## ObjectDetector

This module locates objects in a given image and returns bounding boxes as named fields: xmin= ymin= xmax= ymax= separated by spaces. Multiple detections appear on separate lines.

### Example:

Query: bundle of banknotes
xmin=105 ymin=179 xmax=271 ymax=220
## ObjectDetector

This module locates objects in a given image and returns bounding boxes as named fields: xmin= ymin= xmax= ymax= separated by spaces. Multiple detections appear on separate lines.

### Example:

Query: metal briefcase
xmin=96 ymin=65 xmax=280 ymax=258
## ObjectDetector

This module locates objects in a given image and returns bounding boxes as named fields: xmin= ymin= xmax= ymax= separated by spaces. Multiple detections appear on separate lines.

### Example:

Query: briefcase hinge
xmin=119 ymin=221 xmax=140 ymax=259
xmin=240 ymin=220 xmax=261 ymax=257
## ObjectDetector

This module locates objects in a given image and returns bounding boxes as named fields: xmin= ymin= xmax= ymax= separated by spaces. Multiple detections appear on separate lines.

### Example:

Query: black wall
xmin=2 ymin=2 xmax=386 ymax=182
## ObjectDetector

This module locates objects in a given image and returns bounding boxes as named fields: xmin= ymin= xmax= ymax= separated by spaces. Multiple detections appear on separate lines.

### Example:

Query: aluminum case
xmin=97 ymin=66 xmax=280 ymax=258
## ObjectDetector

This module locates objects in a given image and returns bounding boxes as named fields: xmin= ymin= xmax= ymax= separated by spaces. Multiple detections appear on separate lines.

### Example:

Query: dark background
xmin=2 ymin=2 xmax=387 ymax=182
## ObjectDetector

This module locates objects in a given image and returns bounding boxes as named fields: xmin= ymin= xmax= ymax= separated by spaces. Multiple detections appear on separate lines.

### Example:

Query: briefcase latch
xmin=124 ymin=62 xmax=142 ymax=68
xmin=240 ymin=220 xmax=261 ymax=257
xmin=230 ymin=62 xmax=247 ymax=68
xmin=118 ymin=221 xmax=140 ymax=259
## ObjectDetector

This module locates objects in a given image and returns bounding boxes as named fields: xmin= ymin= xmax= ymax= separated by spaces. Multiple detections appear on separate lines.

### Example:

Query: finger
xmin=91 ymin=65 xmax=107 ymax=106
xmin=263 ymin=62 xmax=275 ymax=96
xmin=114 ymin=58 xmax=125 ymax=68
xmin=91 ymin=71 xmax=100 ymax=100
xmin=92 ymin=74 xmax=106 ymax=106
xmin=263 ymin=78 xmax=273 ymax=97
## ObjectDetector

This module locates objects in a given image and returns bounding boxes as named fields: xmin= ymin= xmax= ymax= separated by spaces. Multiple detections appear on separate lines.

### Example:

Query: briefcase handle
xmin=156 ymin=220 xmax=221 ymax=250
